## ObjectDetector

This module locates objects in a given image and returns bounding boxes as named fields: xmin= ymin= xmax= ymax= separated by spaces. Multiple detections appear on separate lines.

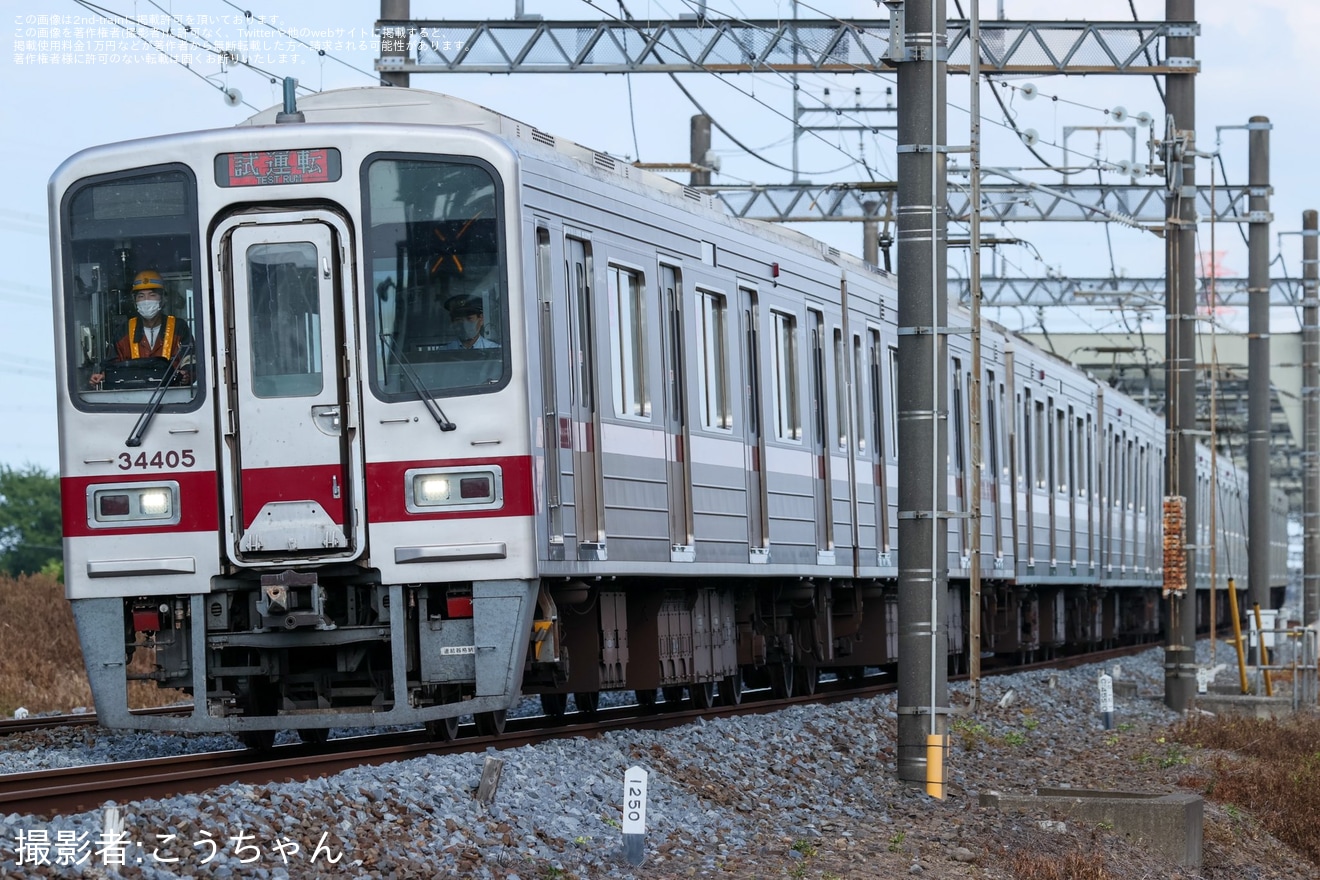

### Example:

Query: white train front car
xmin=52 ymin=90 xmax=544 ymax=742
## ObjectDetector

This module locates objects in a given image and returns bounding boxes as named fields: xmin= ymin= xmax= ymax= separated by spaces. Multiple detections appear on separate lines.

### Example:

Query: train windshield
xmin=62 ymin=166 xmax=201 ymax=409
xmin=364 ymin=156 xmax=508 ymax=399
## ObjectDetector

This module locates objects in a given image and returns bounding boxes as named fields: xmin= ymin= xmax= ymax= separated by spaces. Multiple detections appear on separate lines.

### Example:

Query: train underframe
xmin=525 ymin=576 xmax=1172 ymax=708
xmin=79 ymin=572 xmax=1249 ymax=741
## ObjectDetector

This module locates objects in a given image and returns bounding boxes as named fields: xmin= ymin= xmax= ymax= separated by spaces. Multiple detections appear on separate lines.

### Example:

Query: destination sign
xmin=215 ymin=148 xmax=341 ymax=187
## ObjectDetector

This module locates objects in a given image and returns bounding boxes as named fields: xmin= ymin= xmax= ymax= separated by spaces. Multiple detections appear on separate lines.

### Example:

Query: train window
xmin=363 ymin=156 xmax=507 ymax=399
xmin=998 ymin=380 xmax=1008 ymax=478
xmin=245 ymin=242 xmax=324 ymax=398
xmin=951 ymin=358 xmax=965 ymax=475
xmin=986 ymin=370 xmax=999 ymax=477
xmin=888 ymin=346 xmax=899 ymax=459
xmin=868 ymin=332 xmax=884 ymax=458
xmin=607 ymin=265 xmax=649 ymax=419
xmin=1086 ymin=415 xmax=1094 ymax=498
xmin=853 ymin=335 xmax=866 ymax=453
xmin=1022 ymin=389 xmax=1032 ymax=487
xmin=62 ymin=165 xmax=202 ymax=409
xmin=695 ymin=290 xmax=731 ymax=430
xmin=1138 ymin=444 xmax=1148 ymax=512
xmin=834 ymin=329 xmax=847 ymax=449
xmin=1111 ymin=432 xmax=1121 ymax=509
xmin=1034 ymin=400 xmax=1047 ymax=489
xmin=770 ymin=311 xmax=801 ymax=441
xmin=1056 ymin=409 xmax=1067 ymax=494
xmin=1126 ymin=439 xmax=1136 ymax=510
xmin=1076 ymin=416 xmax=1087 ymax=498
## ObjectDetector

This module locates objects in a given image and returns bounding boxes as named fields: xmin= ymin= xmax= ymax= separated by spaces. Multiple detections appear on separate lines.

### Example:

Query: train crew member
xmin=89 ymin=269 xmax=194 ymax=387
xmin=442 ymin=293 xmax=498 ymax=350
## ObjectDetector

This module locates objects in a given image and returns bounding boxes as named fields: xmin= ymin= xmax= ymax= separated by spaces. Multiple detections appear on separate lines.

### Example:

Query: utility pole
xmin=1305 ymin=209 xmax=1320 ymax=629
xmin=1163 ymin=0 xmax=1196 ymax=711
xmin=894 ymin=0 xmax=950 ymax=794
xmin=1247 ymin=117 xmax=1272 ymax=623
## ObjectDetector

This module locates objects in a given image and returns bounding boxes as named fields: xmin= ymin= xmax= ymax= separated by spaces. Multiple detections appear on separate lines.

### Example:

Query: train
xmin=49 ymin=86 xmax=1288 ymax=746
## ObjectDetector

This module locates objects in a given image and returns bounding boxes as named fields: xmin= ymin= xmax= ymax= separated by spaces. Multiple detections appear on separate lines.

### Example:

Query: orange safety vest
xmin=127 ymin=316 xmax=177 ymax=360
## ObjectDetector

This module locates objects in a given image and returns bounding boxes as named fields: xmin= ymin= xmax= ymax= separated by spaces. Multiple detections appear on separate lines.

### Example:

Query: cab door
xmin=213 ymin=211 xmax=363 ymax=563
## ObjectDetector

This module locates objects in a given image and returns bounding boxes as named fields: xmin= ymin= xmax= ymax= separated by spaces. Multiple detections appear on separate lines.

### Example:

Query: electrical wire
xmin=614 ymin=1 xmax=645 ymax=161
xmin=1128 ymin=0 xmax=1166 ymax=104
xmin=216 ymin=0 xmax=388 ymax=86
xmin=588 ymin=0 xmax=889 ymax=177
xmin=71 ymin=0 xmax=262 ymax=109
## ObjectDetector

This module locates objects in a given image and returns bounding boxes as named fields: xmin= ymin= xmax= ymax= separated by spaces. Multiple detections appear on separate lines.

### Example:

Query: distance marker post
xmin=623 ymin=765 xmax=648 ymax=866
xmin=1098 ymin=672 xmax=1114 ymax=730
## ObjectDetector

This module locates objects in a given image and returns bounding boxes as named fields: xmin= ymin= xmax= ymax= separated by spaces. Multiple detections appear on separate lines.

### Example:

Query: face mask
xmin=136 ymin=300 xmax=162 ymax=320
xmin=457 ymin=317 xmax=480 ymax=340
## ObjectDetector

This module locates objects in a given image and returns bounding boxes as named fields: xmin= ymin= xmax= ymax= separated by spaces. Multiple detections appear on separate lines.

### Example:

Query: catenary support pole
xmin=690 ymin=115 xmax=712 ymax=187
xmin=1247 ymin=117 xmax=1272 ymax=625
xmin=967 ymin=0 xmax=984 ymax=710
xmin=895 ymin=0 xmax=950 ymax=789
xmin=1304 ymin=210 xmax=1320 ymax=628
xmin=380 ymin=0 xmax=410 ymax=88
xmin=1163 ymin=0 xmax=1197 ymax=710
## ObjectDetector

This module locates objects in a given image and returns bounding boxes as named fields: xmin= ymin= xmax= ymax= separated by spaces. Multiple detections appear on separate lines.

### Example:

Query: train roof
xmin=241 ymin=87 xmax=716 ymax=206
xmin=241 ymin=87 xmax=888 ymax=277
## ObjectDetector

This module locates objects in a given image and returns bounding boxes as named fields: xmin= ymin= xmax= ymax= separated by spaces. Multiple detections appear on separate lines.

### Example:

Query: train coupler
xmin=257 ymin=570 xmax=337 ymax=631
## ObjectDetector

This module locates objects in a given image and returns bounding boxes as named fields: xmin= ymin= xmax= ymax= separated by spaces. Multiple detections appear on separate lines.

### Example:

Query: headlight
xmin=139 ymin=490 xmax=172 ymax=516
xmin=406 ymin=466 xmax=503 ymax=513
xmin=87 ymin=482 xmax=181 ymax=528
xmin=415 ymin=476 xmax=451 ymax=503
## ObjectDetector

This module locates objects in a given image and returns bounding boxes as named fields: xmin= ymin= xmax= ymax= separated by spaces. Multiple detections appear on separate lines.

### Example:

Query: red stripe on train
xmin=61 ymin=471 xmax=220 ymax=538
xmin=60 ymin=455 xmax=535 ymax=538
xmin=365 ymin=455 xmax=535 ymax=522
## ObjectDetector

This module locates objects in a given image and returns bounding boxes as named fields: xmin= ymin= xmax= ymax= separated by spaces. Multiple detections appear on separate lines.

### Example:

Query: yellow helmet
xmin=131 ymin=270 xmax=165 ymax=294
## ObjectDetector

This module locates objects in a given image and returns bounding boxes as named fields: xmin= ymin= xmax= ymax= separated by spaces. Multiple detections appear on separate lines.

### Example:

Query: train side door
xmin=213 ymin=213 xmax=362 ymax=563
xmin=740 ymin=287 xmax=768 ymax=560
xmin=660 ymin=264 xmax=694 ymax=558
xmin=808 ymin=308 xmax=834 ymax=560
xmin=565 ymin=235 xmax=605 ymax=559
xmin=535 ymin=226 xmax=565 ymax=557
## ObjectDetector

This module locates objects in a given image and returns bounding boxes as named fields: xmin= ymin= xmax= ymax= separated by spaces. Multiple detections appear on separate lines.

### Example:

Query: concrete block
xmin=1112 ymin=679 xmax=1139 ymax=698
xmin=1192 ymin=694 xmax=1295 ymax=720
xmin=979 ymin=788 xmax=1202 ymax=867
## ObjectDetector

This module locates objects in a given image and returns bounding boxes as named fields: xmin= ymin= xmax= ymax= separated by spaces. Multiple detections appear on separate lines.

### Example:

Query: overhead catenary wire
xmin=71 ymin=0 xmax=262 ymax=109
xmin=611 ymin=0 xmax=1149 ymax=189
xmin=592 ymin=0 xmax=887 ymax=177
xmin=68 ymin=0 xmax=389 ymax=108
xmin=215 ymin=0 xmax=389 ymax=87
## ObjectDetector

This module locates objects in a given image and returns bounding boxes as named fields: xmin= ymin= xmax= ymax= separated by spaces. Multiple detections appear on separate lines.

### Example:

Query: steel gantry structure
xmin=706 ymin=179 xmax=1253 ymax=229
xmin=950 ymin=276 xmax=1303 ymax=307
xmin=376 ymin=18 xmax=1195 ymax=76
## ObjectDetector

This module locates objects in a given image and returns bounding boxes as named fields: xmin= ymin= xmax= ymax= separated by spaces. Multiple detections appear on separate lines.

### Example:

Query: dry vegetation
xmin=0 ymin=573 xmax=181 ymax=716
xmin=1172 ymin=713 xmax=1320 ymax=865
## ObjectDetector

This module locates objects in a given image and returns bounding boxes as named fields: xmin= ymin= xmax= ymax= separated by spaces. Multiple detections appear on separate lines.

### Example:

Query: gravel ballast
xmin=1 ymin=640 xmax=1313 ymax=879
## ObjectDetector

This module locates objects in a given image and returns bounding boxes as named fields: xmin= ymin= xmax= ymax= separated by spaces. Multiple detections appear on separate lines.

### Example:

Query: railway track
xmin=0 ymin=639 xmax=1169 ymax=818
xmin=0 ymin=705 xmax=187 ymax=738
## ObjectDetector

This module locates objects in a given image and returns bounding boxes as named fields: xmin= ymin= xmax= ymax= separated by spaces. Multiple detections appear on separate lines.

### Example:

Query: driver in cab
xmin=90 ymin=270 xmax=194 ymax=388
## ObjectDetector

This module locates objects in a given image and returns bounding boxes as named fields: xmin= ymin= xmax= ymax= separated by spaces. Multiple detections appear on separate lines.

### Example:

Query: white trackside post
xmin=622 ymin=765 xmax=648 ymax=865
xmin=1098 ymin=672 xmax=1114 ymax=730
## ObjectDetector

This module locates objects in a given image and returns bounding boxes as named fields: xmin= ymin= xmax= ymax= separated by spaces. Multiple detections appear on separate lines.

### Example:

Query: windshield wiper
xmin=126 ymin=342 xmax=194 ymax=448
xmin=381 ymin=333 xmax=456 ymax=432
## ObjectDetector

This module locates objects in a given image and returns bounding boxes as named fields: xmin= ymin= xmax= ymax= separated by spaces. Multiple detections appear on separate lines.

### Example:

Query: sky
xmin=3 ymin=0 xmax=1319 ymax=474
